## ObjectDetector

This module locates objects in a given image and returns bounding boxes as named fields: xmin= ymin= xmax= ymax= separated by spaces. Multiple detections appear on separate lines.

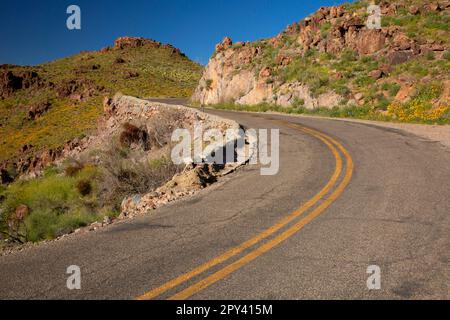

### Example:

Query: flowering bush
xmin=388 ymin=83 xmax=449 ymax=123
xmin=388 ymin=101 xmax=449 ymax=123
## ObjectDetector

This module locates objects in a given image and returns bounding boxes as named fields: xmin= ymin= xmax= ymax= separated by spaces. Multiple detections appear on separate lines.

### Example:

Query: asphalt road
xmin=1 ymin=103 xmax=449 ymax=299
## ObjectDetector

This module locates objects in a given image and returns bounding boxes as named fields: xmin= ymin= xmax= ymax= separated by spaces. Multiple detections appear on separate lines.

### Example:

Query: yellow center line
xmin=137 ymin=122 xmax=345 ymax=300
xmin=168 ymin=127 xmax=353 ymax=300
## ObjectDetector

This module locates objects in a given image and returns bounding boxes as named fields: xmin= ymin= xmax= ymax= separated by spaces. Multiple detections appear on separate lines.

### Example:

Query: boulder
xmin=426 ymin=2 xmax=440 ymax=11
xmin=408 ymin=5 xmax=420 ymax=15
xmin=28 ymin=100 xmax=51 ymax=120
xmin=354 ymin=93 xmax=364 ymax=101
xmin=393 ymin=33 xmax=412 ymax=50
xmin=355 ymin=29 xmax=386 ymax=54
xmin=395 ymin=85 xmax=415 ymax=102
xmin=0 ymin=71 xmax=23 ymax=98
xmin=114 ymin=57 xmax=126 ymax=64
xmin=276 ymin=54 xmax=293 ymax=66
xmin=386 ymin=50 xmax=415 ymax=65
xmin=379 ymin=64 xmax=393 ymax=76
xmin=259 ymin=67 xmax=272 ymax=79
xmin=329 ymin=5 xmax=345 ymax=18
xmin=368 ymin=69 xmax=383 ymax=79
xmin=215 ymin=37 xmax=233 ymax=52
xmin=284 ymin=23 xmax=300 ymax=35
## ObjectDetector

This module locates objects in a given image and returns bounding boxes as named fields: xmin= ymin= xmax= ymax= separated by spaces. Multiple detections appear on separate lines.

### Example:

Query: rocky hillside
xmin=0 ymin=95 xmax=243 ymax=244
xmin=192 ymin=0 xmax=449 ymax=123
xmin=0 ymin=37 xmax=202 ymax=182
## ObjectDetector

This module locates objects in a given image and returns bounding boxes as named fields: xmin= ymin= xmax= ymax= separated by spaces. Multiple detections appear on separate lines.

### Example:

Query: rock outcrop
xmin=0 ymin=69 xmax=42 ymax=99
xmin=113 ymin=36 xmax=185 ymax=56
xmin=114 ymin=37 xmax=162 ymax=49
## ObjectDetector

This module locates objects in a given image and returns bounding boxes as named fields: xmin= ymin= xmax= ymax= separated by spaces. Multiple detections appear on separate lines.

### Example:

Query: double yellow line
xmin=137 ymin=121 xmax=353 ymax=300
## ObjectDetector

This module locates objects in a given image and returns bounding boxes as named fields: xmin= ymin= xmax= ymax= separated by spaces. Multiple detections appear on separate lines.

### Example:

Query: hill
xmin=192 ymin=0 xmax=449 ymax=124
xmin=0 ymin=37 xmax=202 ymax=181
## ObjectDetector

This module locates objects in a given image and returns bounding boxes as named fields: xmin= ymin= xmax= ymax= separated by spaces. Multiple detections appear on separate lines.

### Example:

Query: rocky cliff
xmin=192 ymin=0 xmax=449 ymax=114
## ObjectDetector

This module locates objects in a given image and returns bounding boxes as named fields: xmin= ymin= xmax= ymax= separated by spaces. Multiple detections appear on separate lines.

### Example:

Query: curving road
xmin=1 ymin=102 xmax=449 ymax=299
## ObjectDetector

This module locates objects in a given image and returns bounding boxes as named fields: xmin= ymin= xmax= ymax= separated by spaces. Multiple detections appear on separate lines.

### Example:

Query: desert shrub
xmin=147 ymin=110 xmax=183 ymax=148
xmin=0 ymin=165 xmax=103 ymax=242
xmin=97 ymin=150 xmax=181 ymax=210
xmin=415 ymin=82 xmax=443 ymax=101
xmin=24 ymin=208 xmax=99 ymax=242
xmin=409 ymin=62 xmax=429 ymax=77
xmin=343 ymin=0 xmax=368 ymax=11
xmin=64 ymin=161 xmax=84 ymax=177
xmin=426 ymin=51 xmax=435 ymax=61
xmin=330 ymin=79 xmax=350 ymax=96
xmin=423 ymin=12 xmax=449 ymax=30
xmin=119 ymin=123 xmax=150 ymax=150
xmin=2 ymin=163 xmax=18 ymax=182
xmin=304 ymin=48 xmax=317 ymax=59
xmin=444 ymin=49 xmax=450 ymax=61
xmin=381 ymin=82 xmax=401 ymax=97
xmin=309 ymin=76 xmax=330 ymax=96
xmin=114 ymin=57 xmax=126 ymax=64
xmin=292 ymin=97 xmax=305 ymax=108
xmin=375 ymin=96 xmax=390 ymax=111
xmin=283 ymin=56 xmax=331 ymax=97
xmin=205 ymin=79 xmax=213 ymax=90
xmin=319 ymin=52 xmax=335 ymax=61
xmin=320 ymin=22 xmax=332 ymax=37
xmin=339 ymin=105 xmax=371 ymax=118
xmin=340 ymin=49 xmax=358 ymax=63
xmin=354 ymin=75 xmax=375 ymax=88
xmin=76 ymin=180 xmax=92 ymax=196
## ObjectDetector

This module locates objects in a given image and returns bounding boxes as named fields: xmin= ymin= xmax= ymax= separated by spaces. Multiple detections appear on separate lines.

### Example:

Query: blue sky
xmin=0 ymin=0 xmax=347 ymax=66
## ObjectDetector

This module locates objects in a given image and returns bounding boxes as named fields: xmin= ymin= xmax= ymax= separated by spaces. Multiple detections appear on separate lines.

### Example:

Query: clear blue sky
xmin=0 ymin=0 xmax=347 ymax=66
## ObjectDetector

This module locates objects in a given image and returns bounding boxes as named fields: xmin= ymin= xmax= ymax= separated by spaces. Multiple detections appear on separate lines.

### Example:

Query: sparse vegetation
xmin=0 ymin=144 xmax=181 ymax=244
xmin=194 ymin=0 xmax=449 ymax=125
xmin=0 ymin=42 xmax=203 ymax=164
xmin=0 ymin=105 xmax=185 ymax=244
xmin=210 ymin=94 xmax=449 ymax=125
xmin=0 ymin=165 xmax=104 ymax=242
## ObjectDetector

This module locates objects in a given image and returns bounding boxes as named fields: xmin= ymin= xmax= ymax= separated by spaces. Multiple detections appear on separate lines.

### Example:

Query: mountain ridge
xmin=0 ymin=37 xmax=202 ymax=181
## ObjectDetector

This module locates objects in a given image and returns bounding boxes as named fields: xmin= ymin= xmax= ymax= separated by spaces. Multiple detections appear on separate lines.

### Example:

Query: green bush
xmin=76 ymin=180 xmax=92 ymax=196
xmin=424 ymin=13 xmax=449 ymax=30
xmin=320 ymin=22 xmax=332 ymax=37
xmin=292 ymin=97 xmax=305 ymax=108
xmin=0 ymin=166 xmax=104 ymax=243
xmin=24 ymin=208 xmax=98 ymax=242
xmin=354 ymin=75 xmax=375 ymax=88
xmin=381 ymin=82 xmax=401 ymax=97
xmin=444 ymin=49 xmax=450 ymax=61
xmin=340 ymin=49 xmax=358 ymax=63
